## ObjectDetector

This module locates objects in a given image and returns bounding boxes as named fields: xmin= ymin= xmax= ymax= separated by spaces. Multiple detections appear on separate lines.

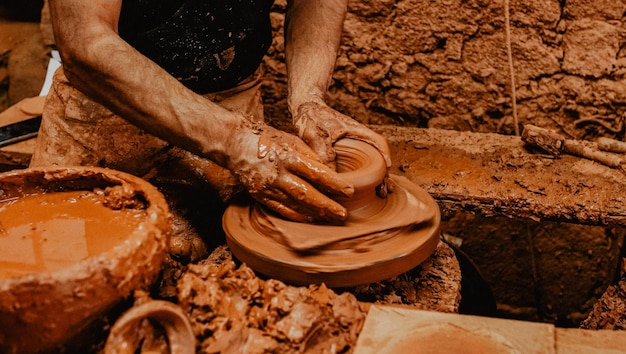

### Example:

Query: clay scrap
xmin=176 ymin=259 xmax=367 ymax=354
xmin=522 ymin=124 xmax=625 ymax=173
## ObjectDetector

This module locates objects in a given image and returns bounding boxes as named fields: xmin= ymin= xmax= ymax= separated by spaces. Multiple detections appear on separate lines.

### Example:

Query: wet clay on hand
xmin=223 ymin=139 xmax=440 ymax=287
xmin=227 ymin=121 xmax=353 ymax=223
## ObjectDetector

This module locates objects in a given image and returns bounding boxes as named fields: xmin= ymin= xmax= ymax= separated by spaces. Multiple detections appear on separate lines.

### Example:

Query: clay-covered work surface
xmin=373 ymin=125 xmax=626 ymax=227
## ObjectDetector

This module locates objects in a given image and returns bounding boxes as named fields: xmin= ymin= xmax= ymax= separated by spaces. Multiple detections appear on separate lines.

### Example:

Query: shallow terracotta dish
xmin=223 ymin=139 xmax=440 ymax=287
xmin=0 ymin=167 xmax=171 ymax=353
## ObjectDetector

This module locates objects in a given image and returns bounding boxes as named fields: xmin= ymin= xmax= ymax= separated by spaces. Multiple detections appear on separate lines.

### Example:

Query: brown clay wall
xmin=265 ymin=0 xmax=626 ymax=141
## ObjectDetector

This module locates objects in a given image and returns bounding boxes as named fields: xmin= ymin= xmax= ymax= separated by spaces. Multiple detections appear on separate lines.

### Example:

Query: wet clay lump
xmin=0 ymin=190 xmax=145 ymax=279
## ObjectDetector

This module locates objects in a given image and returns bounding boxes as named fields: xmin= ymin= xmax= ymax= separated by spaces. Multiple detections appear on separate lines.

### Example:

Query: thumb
xmin=307 ymin=136 xmax=337 ymax=169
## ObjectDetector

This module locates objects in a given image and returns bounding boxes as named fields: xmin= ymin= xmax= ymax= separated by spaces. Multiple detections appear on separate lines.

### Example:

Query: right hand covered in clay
xmin=292 ymin=102 xmax=394 ymax=198
xmin=225 ymin=121 xmax=354 ymax=223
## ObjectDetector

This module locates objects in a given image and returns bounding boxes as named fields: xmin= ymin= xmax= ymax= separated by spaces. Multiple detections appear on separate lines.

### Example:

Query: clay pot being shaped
xmin=0 ymin=167 xmax=172 ymax=353
xmin=332 ymin=137 xmax=389 ymax=220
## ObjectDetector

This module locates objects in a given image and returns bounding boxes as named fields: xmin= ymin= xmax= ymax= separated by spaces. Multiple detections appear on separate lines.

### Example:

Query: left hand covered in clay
xmin=292 ymin=101 xmax=394 ymax=197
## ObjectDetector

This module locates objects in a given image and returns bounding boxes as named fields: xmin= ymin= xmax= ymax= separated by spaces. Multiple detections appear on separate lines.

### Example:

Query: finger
xmin=251 ymin=173 xmax=349 ymax=222
xmin=313 ymin=111 xmax=391 ymax=168
xmin=274 ymin=173 xmax=349 ymax=222
xmin=260 ymin=198 xmax=312 ymax=222
xmin=296 ymin=121 xmax=336 ymax=167
xmin=252 ymin=187 xmax=316 ymax=222
xmin=286 ymin=152 xmax=354 ymax=198
xmin=304 ymin=135 xmax=337 ymax=169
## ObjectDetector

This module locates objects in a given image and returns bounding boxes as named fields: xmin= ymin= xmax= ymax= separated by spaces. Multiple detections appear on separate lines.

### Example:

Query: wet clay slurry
xmin=0 ymin=191 xmax=146 ymax=279
xmin=0 ymin=167 xmax=171 ymax=354
xmin=223 ymin=139 xmax=441 ymax=287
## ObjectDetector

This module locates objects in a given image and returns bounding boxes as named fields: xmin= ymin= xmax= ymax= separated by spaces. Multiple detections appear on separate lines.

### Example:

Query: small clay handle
xmin=104 ymin=300 xmax=195 ymax=354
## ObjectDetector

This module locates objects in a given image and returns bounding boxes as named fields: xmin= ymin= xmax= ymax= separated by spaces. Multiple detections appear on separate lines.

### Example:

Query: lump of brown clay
xmin=176 ymin=258 xmax=368 ymax=353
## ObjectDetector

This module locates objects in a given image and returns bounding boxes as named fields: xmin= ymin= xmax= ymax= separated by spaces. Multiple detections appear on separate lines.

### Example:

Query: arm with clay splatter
xmin=46 ymin=0 xmax=354 ymax=222
xmin=285 ymin=0 xmax=392 ymax=174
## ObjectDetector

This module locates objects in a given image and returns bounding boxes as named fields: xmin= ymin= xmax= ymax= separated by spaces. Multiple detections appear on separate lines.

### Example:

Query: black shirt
xmin=118 ymin=0 xmax=275 ymax=94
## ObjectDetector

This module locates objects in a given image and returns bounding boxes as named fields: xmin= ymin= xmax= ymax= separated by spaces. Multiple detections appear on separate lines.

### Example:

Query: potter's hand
xmin=292 ymin=102 xmax=393 ymax=197
xmin=293 ymin=102 xmax=391 ymax=169
xmin=227 ymin=121 xmax=354 ymax=223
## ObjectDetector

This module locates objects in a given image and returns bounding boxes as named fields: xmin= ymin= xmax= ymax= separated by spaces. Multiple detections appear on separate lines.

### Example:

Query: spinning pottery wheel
xmin=223 ymin=139 xmax=440 ymax=287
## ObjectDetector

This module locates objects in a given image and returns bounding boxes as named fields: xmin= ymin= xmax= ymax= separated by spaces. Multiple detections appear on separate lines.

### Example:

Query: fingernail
xmin=334 ymin=205 xmax=348 ymax=220
xmin=341 ymin=184 xmax=354 ymax=197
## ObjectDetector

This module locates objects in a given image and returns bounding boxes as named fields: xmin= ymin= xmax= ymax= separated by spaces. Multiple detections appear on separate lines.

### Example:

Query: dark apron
xmin=118 ymin=0 xmax=275 ymax=94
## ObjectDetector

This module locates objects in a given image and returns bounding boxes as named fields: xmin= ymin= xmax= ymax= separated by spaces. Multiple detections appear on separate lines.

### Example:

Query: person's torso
xmin=118 ymin=0 xmax=275 ymax=93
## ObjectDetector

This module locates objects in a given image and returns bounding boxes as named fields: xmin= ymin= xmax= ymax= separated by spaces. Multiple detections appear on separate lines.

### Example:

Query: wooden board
xmin=556 ymin=328 xmax=626 ymax=354
xmin=354 ymin=305 xmax=555 ymax=354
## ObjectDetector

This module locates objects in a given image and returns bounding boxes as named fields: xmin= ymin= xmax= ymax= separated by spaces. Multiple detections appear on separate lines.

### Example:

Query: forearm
xmin=46 ymin=0 xmax=355 ymax=223
xmin=285 ymin=0 xmax=348 ymax=113
xmin=50 ymin=1 xmax=240 ymax=167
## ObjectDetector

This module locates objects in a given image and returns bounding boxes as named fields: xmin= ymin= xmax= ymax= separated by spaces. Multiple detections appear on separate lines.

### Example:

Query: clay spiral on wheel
xmin=223 ymin=138 xmax=440 ymax=287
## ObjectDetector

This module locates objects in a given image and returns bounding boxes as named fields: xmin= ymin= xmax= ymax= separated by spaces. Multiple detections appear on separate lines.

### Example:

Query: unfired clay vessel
xmin=0 ymin=167 xmax=171 ymax=353
xmin=223 ymin=139 xmax=440 ymax=287
xmin=105 ymin=300 xmax=195 ymax=354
